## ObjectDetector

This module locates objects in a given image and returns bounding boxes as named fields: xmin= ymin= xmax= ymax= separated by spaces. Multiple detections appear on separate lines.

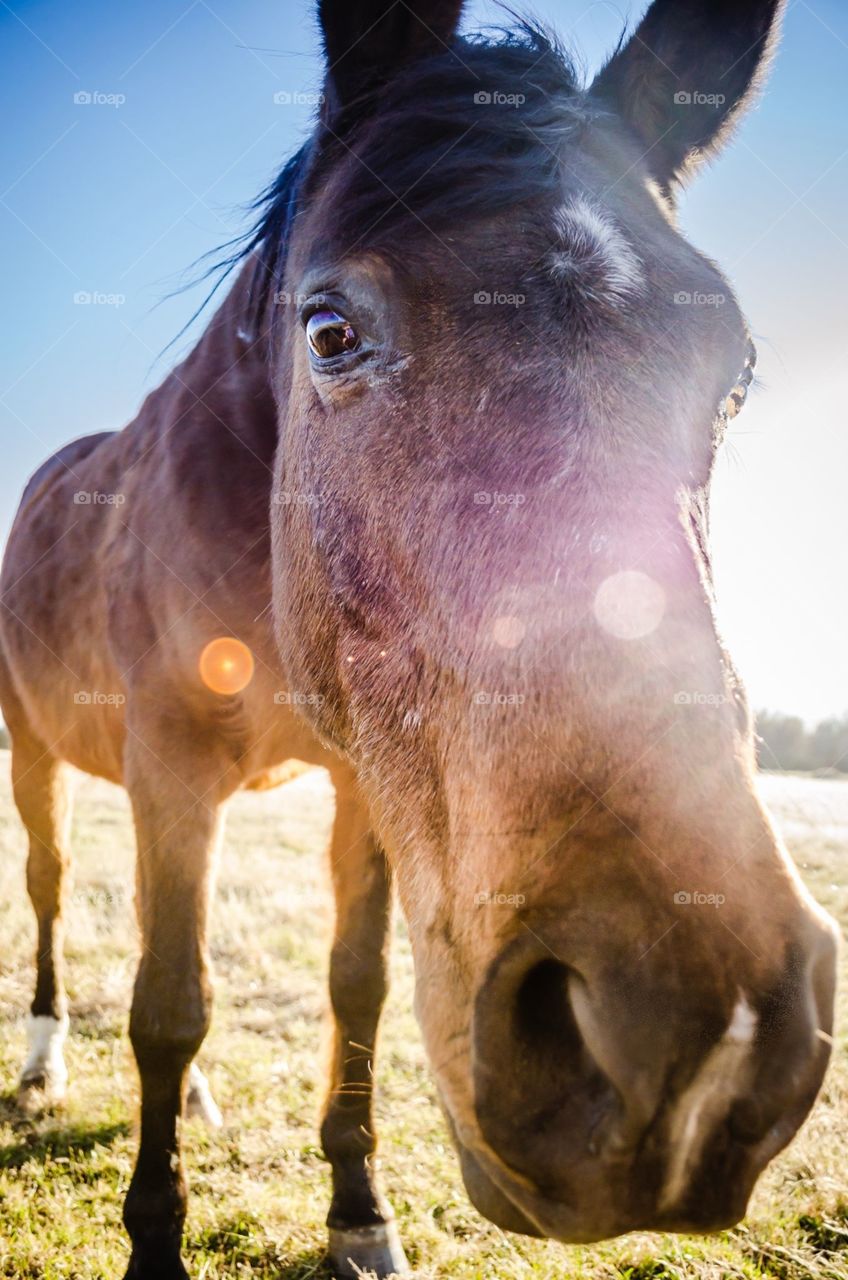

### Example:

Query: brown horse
xmin=0 ymin=1 xmax=839 ymax=1277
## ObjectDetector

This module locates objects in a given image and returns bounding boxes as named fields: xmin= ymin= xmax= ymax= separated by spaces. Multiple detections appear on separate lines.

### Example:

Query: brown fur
xmin=0 ymin=2 xmax=839 ymax=1277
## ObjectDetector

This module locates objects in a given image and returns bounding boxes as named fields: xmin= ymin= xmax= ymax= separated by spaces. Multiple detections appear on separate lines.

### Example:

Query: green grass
xmin=0 ymin=754 xmax=846 ymax=1279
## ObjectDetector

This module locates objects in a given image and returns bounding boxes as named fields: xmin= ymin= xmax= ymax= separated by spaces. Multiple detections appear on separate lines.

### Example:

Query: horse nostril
xmin=514 ymin=959 xmax=580 ymax=1060
xmin=512 ymin=959 xmax=623 ymax=1158
xmin=474 ymin=942 xmax=623 ymax=1187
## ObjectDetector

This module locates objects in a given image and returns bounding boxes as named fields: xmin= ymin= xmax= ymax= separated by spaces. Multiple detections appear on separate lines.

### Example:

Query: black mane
xmin=311 ymin=25 xmax=585 ymax=251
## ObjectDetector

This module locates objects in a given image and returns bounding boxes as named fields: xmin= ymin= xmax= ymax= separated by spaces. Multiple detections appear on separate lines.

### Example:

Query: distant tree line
xmin=757 ymin=711 xmax=848 ymax=774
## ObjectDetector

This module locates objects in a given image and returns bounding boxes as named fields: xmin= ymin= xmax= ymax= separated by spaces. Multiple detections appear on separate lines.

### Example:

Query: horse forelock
xmin=206 ymin=23 xmax=588 ymax=321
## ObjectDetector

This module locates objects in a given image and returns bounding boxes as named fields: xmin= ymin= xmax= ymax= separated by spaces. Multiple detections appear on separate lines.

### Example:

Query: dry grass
xmin=0 ymin=753 xmax=845 ymax=1279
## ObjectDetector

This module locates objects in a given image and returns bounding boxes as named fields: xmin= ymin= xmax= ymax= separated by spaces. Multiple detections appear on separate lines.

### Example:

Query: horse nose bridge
xmin=464 ymin=609 xmax=745 ymax=804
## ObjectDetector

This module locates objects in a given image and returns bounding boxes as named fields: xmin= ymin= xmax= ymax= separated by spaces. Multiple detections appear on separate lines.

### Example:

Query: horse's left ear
xmin=590 ymin=0 xmax=786 ymax=192
xmin=318 ymin=0 xmax=464 ymax=116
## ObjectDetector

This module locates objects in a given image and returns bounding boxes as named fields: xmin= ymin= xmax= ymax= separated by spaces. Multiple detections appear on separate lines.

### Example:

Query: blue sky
xmin=1 ymin=0 xmax=846 ymax=721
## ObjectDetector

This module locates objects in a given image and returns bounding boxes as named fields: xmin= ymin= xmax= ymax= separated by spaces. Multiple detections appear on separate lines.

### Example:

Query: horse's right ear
xmin=591 ymin=0 xmax=786 ymax=193
xmin=318 ymin=0 xmax=464 ymax=116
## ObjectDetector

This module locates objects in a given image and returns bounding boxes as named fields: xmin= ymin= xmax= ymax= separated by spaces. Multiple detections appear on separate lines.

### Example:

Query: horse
xmin=0 ymin=1 xmax=838 ymax=1277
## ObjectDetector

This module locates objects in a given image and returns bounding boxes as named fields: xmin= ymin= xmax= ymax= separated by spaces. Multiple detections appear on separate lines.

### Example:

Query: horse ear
xmin=590 ymin=0 xmax=786 ymax=192
xmin=318 ymin=0 xmax=464 ymax=115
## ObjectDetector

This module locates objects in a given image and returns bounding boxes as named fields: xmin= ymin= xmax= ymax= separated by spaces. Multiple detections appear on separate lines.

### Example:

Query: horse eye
xmin=306 ymin=310 xmax=360 ymax=360
xmin=726 ymin=382 xmax=748 ymax=419
xmin=726 ymin=342 xmax=757 ymax=419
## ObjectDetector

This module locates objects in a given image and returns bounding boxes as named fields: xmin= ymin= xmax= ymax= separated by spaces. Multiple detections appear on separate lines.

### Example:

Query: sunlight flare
xmin=199 ymin=637 xmax=255 ymax=694
xmin=593 ymin=570 xmax=666 ymax=640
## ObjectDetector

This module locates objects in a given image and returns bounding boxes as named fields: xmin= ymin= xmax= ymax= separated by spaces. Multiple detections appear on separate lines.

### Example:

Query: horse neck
xmin=160 ymin=255 xmax=279 ymax=465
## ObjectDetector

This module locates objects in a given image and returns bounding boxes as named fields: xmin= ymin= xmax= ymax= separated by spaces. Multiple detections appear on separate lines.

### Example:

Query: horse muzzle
xmin=443 ymin=914 xmax=838 ymax=1243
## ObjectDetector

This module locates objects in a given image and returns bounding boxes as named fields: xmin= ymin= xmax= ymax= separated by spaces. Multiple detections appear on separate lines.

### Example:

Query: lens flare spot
xmin=492 ymin=615 xmax=526 ymax=649
xmin=199 ymin=637 xmax=255 ymax=694
xmin=593 ymin=571 xmax=665 ymax=640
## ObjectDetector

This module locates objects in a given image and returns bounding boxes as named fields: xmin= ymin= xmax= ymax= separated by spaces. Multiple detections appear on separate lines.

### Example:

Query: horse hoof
xmin=185 ymin=1063 xmax=222 ymax=1129
xmin=328 ymin=1221 xmax=410 ymax=1279
xmin=17 ymin=1070 xmax=67 ymax=1116
xmin=123 ymin=1249 xmax=190 ymax=1280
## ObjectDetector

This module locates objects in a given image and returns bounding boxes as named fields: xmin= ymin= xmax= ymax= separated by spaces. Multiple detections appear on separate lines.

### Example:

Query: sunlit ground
xmin=0 ymin=754 xmax=845 ymax=1279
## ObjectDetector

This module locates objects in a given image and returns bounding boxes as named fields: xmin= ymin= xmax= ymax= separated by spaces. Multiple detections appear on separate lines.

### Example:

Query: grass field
xmin=0 ymin=751 xmax=846 ymax=1280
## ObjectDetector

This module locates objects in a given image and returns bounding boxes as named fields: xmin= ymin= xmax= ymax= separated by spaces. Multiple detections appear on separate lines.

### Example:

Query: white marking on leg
xmin=186 ymin=1062 xmax=223 ymax=1129
xmin=22 ymin=1013 xmax=69 ymax=1088
xmin=660 ymin=995 xmax=758 ymax=1212
xmin=550 ymin=196 xmax=644 ymax=303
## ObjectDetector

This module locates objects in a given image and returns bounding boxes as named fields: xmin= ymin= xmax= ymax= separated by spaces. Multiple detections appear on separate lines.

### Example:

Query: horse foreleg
xmin=11 ymin=738 xmax=73 ymax=1114
xmin=322 ymin=766 xmax=408 ymax=1280
xmin=122 ymin=727 xmax=226 ymax=1280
